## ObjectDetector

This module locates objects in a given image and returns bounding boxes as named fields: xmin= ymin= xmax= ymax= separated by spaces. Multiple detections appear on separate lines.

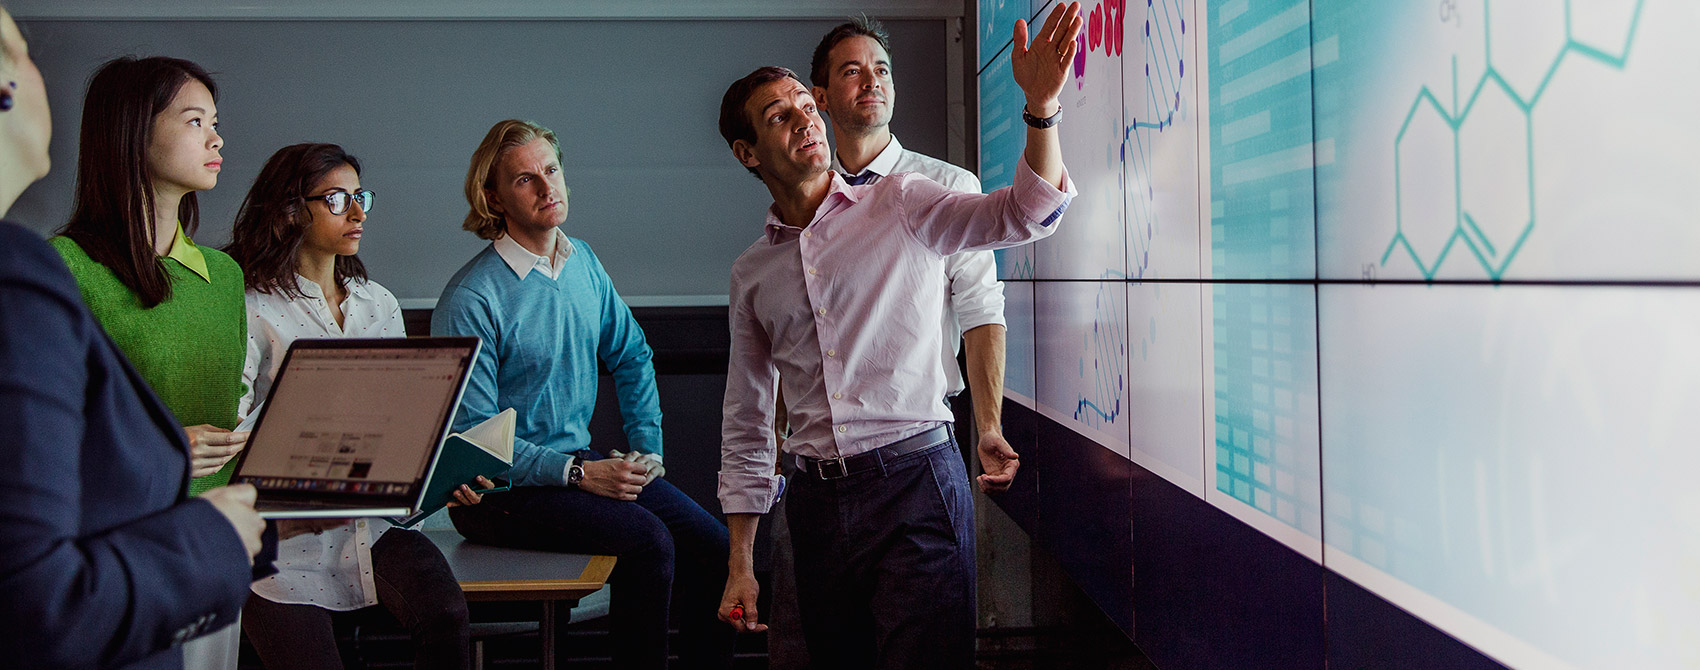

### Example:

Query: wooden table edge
xmin=578 ymin=555 xmax=616 ymax=585
xmin=454 ymin=555 xmax=617 ymax=601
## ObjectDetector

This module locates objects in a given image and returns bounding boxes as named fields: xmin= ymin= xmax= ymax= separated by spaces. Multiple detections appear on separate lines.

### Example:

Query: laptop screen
xmin=235 ymin=343 xmax=472 ymax=497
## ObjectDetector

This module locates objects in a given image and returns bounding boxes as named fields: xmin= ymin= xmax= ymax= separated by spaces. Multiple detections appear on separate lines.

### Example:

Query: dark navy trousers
xmin=449 ymin=466 xmax=734 ymax=670
xmin=785 ymin=434 xmax=977 ymax=670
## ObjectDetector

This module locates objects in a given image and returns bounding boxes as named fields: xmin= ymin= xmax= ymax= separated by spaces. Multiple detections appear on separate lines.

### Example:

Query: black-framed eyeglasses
xmin=306 ymin=189 xmax=375 ymax=215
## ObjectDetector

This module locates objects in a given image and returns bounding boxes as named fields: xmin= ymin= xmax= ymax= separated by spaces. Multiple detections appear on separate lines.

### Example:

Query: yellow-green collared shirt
xmin=163 ymin=221 xmax=211 ymax=283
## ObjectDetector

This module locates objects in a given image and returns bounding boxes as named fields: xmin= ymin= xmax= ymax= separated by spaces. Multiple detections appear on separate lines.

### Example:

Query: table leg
xmin=540 ymin=601 xmax=556 ymax=670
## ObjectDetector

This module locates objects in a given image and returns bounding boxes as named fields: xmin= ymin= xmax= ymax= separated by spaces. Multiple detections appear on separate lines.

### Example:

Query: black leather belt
xmin=798 ymin=425 xmax=953 ymax=480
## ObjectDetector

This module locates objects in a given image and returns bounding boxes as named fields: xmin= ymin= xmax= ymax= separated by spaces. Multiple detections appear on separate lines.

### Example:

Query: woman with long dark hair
xmin=225 ymin=143 xmax=476 ymax=670
xmin=49 ymin=55 xmax=253 ymax=669
xmin=0 ymin=21 xmax=270 ymax=670
xmin=52 ymin=56 xmax=250 ymax=491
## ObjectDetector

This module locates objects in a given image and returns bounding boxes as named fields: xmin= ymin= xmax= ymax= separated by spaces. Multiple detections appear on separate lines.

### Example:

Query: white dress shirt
xmin=493 ymin=228 xmax=576 ymax=281
xmin=718 ymin=158 xmax=1074 ymax=514
xmin=832 ymin=135 xmax=1005 ymax=396
xmin=240 ymin=274 xmax=406 ymax=610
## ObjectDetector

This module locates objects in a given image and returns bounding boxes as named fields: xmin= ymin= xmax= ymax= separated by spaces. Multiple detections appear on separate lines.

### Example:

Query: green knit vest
xmin=51 ymin=236 xmax=249 ymax=496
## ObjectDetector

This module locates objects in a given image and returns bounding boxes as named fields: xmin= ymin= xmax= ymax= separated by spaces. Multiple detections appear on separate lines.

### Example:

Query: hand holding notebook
xmin=393 ymin=408 xmax=516 ymax=527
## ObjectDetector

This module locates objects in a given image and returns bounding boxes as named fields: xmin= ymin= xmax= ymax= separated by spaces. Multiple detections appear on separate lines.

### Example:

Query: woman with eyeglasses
xmin=49 ymin=55 xmax=258 ymax=668
xmin=224 ymin=142 xmax=477 ymax=670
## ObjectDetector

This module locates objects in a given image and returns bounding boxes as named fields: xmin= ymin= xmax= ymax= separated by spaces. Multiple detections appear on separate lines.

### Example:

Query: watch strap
xmin=1022 ymin=105 xmax=1061 ymax=129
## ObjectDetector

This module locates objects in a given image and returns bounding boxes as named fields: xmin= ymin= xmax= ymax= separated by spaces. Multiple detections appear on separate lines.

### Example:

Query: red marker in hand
xmin=729 ymin=604 xmax=745 ymax=621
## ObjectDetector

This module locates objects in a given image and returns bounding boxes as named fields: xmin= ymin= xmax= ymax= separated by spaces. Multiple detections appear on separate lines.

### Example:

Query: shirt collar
xmin=163 ymin=221 xmax=211 ymax=283
xmin=762 ymin=172 xmax=859 ymax=244
xmin=831 ymin=134 xmax=904 ymax=181
xmin=293 ymin=273 xmax=371 ymax=301
xmin=492 ymin=228 xmax=575 ymax=280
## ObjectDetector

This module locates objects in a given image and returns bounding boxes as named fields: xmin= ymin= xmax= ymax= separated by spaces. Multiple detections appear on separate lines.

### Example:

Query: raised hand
xmin=1012 ymin=2 xmax=1085 ymax=117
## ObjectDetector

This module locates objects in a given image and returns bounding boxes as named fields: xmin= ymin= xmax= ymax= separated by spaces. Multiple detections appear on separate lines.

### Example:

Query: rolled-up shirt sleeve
xmin=946 ymin=250 xmax=1005 ymax=333
xmin=900 ymin=156 xmax=1078 ymax=256
xmin=718 ymin=266 xmax=785 ymax=514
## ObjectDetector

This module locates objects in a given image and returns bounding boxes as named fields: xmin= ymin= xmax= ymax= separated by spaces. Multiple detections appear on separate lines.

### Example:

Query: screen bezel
xmin=229 ymin=336 xmax=481 ymax=512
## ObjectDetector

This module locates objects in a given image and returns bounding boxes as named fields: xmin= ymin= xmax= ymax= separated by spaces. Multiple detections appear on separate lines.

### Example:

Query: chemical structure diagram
xmin=1382 ymin=0 xmax=1645 ymax=280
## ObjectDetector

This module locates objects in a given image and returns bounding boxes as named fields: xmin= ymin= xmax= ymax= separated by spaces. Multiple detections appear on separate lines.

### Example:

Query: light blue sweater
xmin=432 ymin=238 xmax=661 ymax=487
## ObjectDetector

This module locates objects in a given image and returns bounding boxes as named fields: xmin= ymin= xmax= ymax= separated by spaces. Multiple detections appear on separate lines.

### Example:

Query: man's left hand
xmin=976 ymin=430 xmax=1020 ymax=494
xmin=611 ymin=449 xmax=666 ymax=485
xmin=1011 ymin=1 xmax=1084 ymax=117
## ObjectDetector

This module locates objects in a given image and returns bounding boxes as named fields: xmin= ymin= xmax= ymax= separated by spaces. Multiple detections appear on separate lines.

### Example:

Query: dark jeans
xmin=242 ymin=527 xmax=472 ymax=670
xmin=787 ymin=433 xmax=977 ymax=670
xmin=449 ymin=471 xmax=734 ymax=670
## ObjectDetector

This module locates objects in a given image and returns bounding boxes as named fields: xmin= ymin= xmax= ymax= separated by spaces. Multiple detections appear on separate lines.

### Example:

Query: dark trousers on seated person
xmin=448 ymin=467 xmax=735 ymax=670
xmin=787 ymin=429 xmax=977 ymax=670
xmin=242 ymin=527 xmax=472 ymax=670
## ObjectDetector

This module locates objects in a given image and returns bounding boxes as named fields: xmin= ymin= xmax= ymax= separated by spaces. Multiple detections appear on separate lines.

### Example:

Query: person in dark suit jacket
xmin=0 ymin=7 xmax=271 ymax=669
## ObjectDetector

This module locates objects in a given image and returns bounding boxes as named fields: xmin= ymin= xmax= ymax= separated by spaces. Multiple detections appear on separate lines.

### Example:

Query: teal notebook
xmin=395 ymin=408 xmax=515 ymax=527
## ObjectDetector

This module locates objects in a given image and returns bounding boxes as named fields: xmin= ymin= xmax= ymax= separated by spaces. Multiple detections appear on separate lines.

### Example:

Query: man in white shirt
xmin=810 ymin=16 xmax=1019 ymax=494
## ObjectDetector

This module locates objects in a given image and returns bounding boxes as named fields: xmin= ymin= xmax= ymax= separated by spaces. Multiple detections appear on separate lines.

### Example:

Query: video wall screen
xmin=980 ymin=0 xmax=1699 ymax=666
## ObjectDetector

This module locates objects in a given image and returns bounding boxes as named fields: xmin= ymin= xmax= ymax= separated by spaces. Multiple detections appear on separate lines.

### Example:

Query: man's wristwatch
xmin=1022 ymin=105 xmax=1061 ymax=128
xmin=567 ymin=463 xmax=584 ymax=488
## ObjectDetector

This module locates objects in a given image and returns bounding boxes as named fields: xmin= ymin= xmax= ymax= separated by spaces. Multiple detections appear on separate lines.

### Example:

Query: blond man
xmin=432 ymin=120 xmax=733 ymax=670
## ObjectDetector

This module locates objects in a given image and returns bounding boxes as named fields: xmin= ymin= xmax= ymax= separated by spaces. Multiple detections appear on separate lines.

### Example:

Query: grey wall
xmin=12 ymin=18 xmax=951 ymax=302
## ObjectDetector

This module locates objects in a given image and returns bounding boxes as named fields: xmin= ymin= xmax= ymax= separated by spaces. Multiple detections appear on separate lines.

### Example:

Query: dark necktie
xmin=843 ymin=171 xmax=881 ymax=186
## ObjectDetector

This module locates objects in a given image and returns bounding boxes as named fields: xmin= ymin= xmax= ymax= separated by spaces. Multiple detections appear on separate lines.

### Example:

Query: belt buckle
xmin=817 ymin=456 xmax=850 ymax=480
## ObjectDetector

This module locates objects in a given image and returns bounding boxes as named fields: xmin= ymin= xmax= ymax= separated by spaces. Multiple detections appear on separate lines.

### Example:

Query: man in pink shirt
xmin=710 ymin=4 xmax=1084 ymax=667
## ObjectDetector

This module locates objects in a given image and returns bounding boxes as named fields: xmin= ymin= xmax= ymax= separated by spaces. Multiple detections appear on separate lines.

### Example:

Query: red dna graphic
xmin=1087 ymin=0 xmax=1125 ymax=57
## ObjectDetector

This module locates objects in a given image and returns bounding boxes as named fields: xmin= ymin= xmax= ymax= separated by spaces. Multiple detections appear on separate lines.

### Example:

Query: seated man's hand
xmin=610 ymin=449 xmax=666 ymax=485
xmin=580 ymin=458 xmax=647 ymax=501
xmin=447 ymin=475 xmax=499 ymax=507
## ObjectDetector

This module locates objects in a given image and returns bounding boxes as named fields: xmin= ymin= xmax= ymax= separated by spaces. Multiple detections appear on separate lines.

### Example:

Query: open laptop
xmin=229 ymin=337 xmax=481 ymax=519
